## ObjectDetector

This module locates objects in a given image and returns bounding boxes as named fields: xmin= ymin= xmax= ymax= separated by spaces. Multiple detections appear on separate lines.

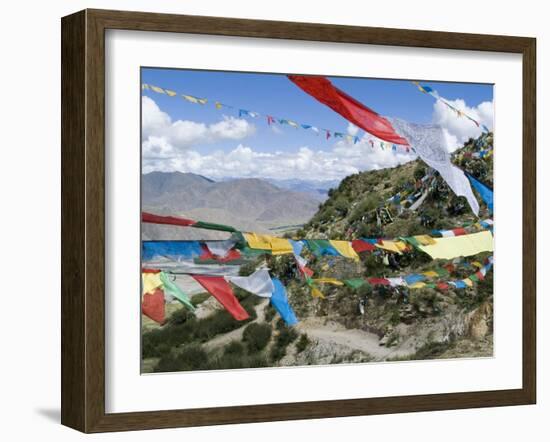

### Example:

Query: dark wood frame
xmin=61 ymin=8 xmax=536 ymax=433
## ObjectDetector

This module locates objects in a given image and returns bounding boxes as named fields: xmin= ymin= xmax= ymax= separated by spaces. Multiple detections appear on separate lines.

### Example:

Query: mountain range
xmin=142 ymin=172 xmax=320 ymax=239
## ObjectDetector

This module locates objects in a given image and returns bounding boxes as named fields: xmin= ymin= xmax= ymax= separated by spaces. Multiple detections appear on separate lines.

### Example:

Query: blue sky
xmin=141 ymin=67 xmax=493 ymax=181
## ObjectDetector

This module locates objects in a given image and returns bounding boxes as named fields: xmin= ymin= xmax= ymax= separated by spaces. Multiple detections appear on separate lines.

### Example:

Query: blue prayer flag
xmin=270 ymin=278 xmax=298 ymax=326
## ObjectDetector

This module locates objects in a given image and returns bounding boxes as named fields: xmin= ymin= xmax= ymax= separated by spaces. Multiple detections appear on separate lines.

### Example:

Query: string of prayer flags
xmin=225 ymin=268 xmax=275 ymax=298
xmin=412 ymin=81 xmax=486 ymax=131
xmin=288 ymin=75 xmax=409 ymax=145
xmin=418 ymin=230 xmax=494 ymax=260
xmin=270 ymin=278 xmax=298 ymax=326
xmin=191 ymin=275 xmax=250 ymax=321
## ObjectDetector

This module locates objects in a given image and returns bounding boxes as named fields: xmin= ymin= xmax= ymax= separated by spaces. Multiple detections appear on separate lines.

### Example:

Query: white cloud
xmin=432 ymin=98 xmax=494 ymax=151
xmin=141 ymin=96 xmax=256 ymax=159
xmin=143 ymin=133 xmax=416 ymax=181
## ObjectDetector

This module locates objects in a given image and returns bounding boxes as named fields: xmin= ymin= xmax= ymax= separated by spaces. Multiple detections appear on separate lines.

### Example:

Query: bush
xmin=270 ymin=327 xmax=298 ymax=361
xmin=224 ymin=340 xmax=245 ymax=357
xmin=154 ymin=344 xmax=208 ymax=372
xmin=296 ymin=334 xmax=310 ymax=353
xmin=264 ymin=304 xmax=277 ymax=322
xmin=242 ymin=323 xmax=272 ymax=352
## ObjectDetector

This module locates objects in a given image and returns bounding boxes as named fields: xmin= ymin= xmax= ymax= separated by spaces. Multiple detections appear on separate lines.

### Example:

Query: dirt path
xmin=202 ymin=300 xmax=268 ymax=351
xmin=296 ymin=318 xmax=414 ymax=361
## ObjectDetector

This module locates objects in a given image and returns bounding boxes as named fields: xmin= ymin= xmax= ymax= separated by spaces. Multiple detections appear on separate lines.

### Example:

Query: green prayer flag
xmin=159 ymin=272 xmax=195 ymax=311
xmin=193 ymin=220 xmax=237 ymax=232
xmin=401 ymin=236 xmax=420 ymax=247
xmin=344 ymin=278 xmax=366 ymax=289
xmin=435 ymin=267 xmax=450 ymax=277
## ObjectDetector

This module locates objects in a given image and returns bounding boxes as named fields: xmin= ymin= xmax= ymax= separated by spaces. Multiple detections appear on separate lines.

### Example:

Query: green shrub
xmin=224 ymin=340 xmax=245 ymax=357
xmin=270 ymin=327 xmax=298 ymax=361
xmin=154 ymin=344 xmax=208 ymax=372
xmin=296 ymin=334 xmax=310 ymax=353
xmin=264 ymin=304 xmax=277 ymax=322
xmin=242 ymin=323 xmax=272 ymax=352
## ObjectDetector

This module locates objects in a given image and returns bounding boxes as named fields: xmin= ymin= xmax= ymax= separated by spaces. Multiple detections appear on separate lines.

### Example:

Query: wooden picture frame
xmin=61 ymin=8 xmax=536 ymax=433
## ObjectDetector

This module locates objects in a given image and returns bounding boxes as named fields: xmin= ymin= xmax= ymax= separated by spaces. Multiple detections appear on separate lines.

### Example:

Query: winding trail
xmin=296 ymin=319 xmax=414 ymax=361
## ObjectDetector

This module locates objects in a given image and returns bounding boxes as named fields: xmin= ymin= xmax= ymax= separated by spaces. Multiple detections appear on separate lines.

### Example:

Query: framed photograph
xmin=61 ymin=9 xmax=536 ymax=433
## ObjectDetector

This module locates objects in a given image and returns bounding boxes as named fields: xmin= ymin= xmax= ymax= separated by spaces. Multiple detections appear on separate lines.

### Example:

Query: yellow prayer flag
xmin=314 ymin=278 xmax=344 ymax=286
xmin=376 ymin=240 xmax=403 ymax=254
xmin=165 ymin=89 xmax=177 ymax=97
xmin=150 ymin=85 xmax=165 ymax=94
xmin=142 ymin=272 xmax=163 ymax=295
xmin=215 ymin=101 xmax=223 ymax=109
xmin=419 ymin=231 xmax=494 ymax=260
xmin=422 ymin=270 xmax=439 ymax=278
xmin=413 ymin=235 xmax=437 ymax=246
xmin=329 ymin=240 xmax=360 ymax=261
xmin=182 ymin=94 xmax=199 ymax=103
xmin=409 ymin=282 xmax=426 ymax=289
xmin=243 ymin=233 xmax=293 ymax=255
xmin=463 ymin=278 xmax=474 ymax=287
xmin=471 ymin=261 xmax=483 ymax=268
xmin=311 ymin=286 xmax=325 ymax=298
xmin=197 ymin=98 xmax=208 ymax=105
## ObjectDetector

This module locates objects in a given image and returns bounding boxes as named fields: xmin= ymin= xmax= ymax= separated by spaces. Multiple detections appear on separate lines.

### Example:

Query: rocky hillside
xmin=142 ymin=132 xmax=495 ymax=372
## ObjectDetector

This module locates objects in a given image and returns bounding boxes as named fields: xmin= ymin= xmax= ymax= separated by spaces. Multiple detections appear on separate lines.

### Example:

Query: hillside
xmin=142 ymin=132 xmax=495 ymax=372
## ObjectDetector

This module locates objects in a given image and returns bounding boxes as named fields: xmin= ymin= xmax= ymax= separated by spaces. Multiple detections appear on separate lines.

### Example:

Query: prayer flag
xmin=226 ymin=268 xmax=275 ymax=298
xmin=142 ymin=272 xmax=163 ymax=295
xmin=467 ymin=173 xmax=494 ymax=212
xmin=288 ymin=75 xmax=409 ymax=145
xmin=329 ymin=240 xmax=360 ymax=261
xmin=142 ymin=241 xmax=203 ymax=261
xmin=141 ymin=288 xmax=166 ymax=324
xmin=418 ymin=231 xmax=494 ymax=260
xmin=344 ymin=278 xmax=366 ymax=289
xmin=159 ymin=272 xmax=195 ymax=311
xmin=191 ymin=275 xmax=249 ymax=321
xmin=270 ymin=278 xmax=298 ymax=326
xmin=142 ymin=212 xmax=196 ymax=227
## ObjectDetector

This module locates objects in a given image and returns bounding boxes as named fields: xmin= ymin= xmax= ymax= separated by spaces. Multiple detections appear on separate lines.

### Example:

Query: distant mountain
xmin=141 ymin=172 xmax=320 ymax=239
xmin=265 ymin=178 xmax=340 ymax=201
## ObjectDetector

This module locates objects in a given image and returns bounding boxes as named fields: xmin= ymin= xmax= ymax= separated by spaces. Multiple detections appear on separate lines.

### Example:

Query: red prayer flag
xmin=141 ymin=288 xmax=166 ymax=324
xmin=367 ymin=277 xmax=391 ymax=286
xmin=141 ymin=268 xmax=161 ymax=274
xmin=436 ymin=282 xmax=450 ymax=291
xmin=288 ymin=75 xmax=409 ymax=145
xmin=191 ymin=275 xmax=249 ymax=321
xmin=452 ymin=227 xmax=467 ymax=236
xmin=351 ymin=239 xmax=376 ymax=253
xmin=142 ymin=212 xmax=197 ymax=227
